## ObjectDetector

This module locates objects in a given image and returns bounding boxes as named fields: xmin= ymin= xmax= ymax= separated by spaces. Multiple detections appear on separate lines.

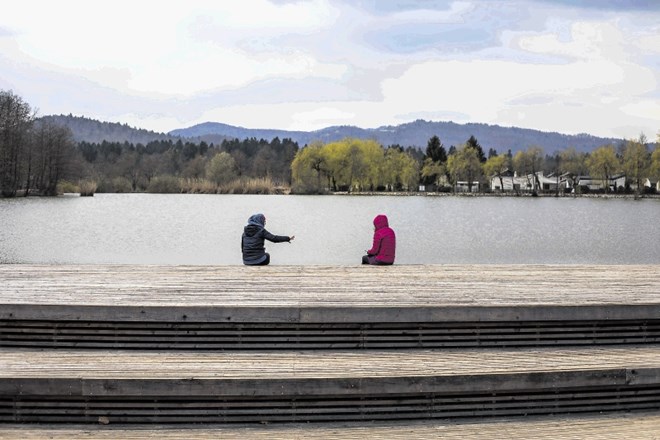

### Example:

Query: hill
xmin=43 ymin=114 xmax=622 ymax=155
xmin=170 ymin=119 xmax=622 ymax=154
xmin=39 ymin=115 xmax=231 ymax=145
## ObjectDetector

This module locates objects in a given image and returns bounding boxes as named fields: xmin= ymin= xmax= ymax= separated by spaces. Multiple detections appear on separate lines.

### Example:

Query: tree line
xmin=76 ymin=136 xmax=298 ymax=194
xmin=291 ymin=133 xmax=660 ymax=195
xmin=1 ymin=90 xmax=80 ymax=196
xmin=0 ymin=89 xmax=300 ymax=196
xmin=2 ymin=89 xmax=659 ymax=197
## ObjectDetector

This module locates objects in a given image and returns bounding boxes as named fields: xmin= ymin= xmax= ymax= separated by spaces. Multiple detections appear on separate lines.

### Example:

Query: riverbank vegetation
xmin=2 ymin=89 xmax=659 ymax=198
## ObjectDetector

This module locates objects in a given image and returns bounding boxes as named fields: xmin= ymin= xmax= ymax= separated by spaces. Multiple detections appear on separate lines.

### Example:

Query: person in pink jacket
xmin=362 ymin=214 xmax=396 ymax=265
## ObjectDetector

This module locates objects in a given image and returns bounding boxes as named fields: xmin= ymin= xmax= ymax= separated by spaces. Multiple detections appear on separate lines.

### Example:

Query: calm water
xmin=0 ymin=194 xmax=658 ymax=265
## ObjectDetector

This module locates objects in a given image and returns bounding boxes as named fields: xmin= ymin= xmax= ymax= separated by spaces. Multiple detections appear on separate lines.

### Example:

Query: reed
xmin=217 ymin=177 xmax=288 ymax=194
xmin=180 ymin=178 xmax=218 ymax=194
xmin=145 ymin=175 xmax=182 ymax=193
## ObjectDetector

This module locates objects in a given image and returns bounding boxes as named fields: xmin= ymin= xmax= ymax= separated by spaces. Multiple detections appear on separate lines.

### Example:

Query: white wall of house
xmin=576 ymin=174 xmax=626 ymax=191
xmin=490 ymin=172 xmax=563 ymax=192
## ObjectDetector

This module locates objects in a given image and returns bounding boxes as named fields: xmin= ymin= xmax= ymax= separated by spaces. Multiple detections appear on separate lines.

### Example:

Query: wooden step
xmin=2 ymin=264 xmax=659 ymax=350
xmin=2 ymin=346 xmax=660 ymax=423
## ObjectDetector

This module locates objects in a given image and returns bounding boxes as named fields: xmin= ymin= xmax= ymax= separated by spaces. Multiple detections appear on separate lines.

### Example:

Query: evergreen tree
xmin=466 ymin=135 xmax=486 ymax=163
xmin=425 ymin=135 xmax=447 ymax=163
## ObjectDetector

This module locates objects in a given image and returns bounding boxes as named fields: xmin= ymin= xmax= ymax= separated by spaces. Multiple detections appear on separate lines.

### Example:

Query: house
xmin=575 ymin=174 xmax=626 ymax=192
xmin=490 ymin=171 xmax=566 ymax=193
xmin=643 ymin=178 xmax=660 ymax=192
xmin=455 ymin=181 xmax=480 ymax=193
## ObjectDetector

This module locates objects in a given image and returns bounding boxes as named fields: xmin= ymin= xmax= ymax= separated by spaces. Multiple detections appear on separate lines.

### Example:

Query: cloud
xmin=0 ymin=1 xmax=658 ymax=139
xmin=531 ymin=0 xmax=660 ymax=11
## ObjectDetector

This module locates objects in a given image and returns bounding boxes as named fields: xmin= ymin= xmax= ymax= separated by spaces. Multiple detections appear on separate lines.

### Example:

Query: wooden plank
xmin=1 ymin=412 xmax=659 ymax=439
xmin=2 ymin=346 xmax=660 ymax=380
xmin=1 ymin=264 xmax=658 ymax=307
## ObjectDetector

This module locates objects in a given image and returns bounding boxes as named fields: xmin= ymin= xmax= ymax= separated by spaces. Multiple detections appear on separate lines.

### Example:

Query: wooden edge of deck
xmin=1 ymin=367 xmax=659 ymax=397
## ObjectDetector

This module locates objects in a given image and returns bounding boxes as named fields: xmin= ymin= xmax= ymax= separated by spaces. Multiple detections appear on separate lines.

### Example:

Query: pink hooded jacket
xmin=367 ymin=214 xmax=396 ymax=264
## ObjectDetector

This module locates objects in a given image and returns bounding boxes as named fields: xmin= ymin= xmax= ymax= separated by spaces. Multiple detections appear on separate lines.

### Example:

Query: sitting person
xmin=241 ymin=214 xmax=294 ymax=266
xmin=362 ymin=214 xmax=395 ymax=265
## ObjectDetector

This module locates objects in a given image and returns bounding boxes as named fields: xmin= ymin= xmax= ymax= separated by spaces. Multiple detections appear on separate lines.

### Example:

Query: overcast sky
xmin=1 ymin=0 xmax=658 ymax=139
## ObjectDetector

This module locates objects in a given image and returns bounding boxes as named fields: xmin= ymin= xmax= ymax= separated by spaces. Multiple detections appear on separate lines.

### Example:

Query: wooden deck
xmin=2 ymin=264 xmax=659 ymax=307
xmin=1 ymin=264 xmax=660 ymax=426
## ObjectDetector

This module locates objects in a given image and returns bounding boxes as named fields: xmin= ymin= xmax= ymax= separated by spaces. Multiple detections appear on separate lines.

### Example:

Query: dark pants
xmin=244 ymin=253 xmax=270 ymax=266
xmin=362 ymin=255 xmax=392 ymax=265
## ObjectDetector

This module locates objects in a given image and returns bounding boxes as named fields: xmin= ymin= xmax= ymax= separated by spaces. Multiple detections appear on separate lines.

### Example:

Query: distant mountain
xmin=39 ymin=115 xmax=178 ymax=144
xmin=39 ymin=115 xmax=231 ymax=145
xmin=170 ymin=119 xmax=622 ymax=154
xmin=44 ymin=114 xmax=623 ymax=154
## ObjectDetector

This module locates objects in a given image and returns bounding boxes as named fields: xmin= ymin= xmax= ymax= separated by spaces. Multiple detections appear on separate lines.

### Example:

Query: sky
xmin=1 ymin=0 xmax=659 ymax=139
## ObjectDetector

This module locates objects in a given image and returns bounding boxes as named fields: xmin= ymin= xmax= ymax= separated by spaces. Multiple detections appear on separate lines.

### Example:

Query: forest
xmin=2 ymin=89 xmax=659 ymax=197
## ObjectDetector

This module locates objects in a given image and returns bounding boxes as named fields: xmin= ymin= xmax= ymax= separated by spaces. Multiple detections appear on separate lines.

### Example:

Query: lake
xmin=0 ymin=193 xmax=658 ymax=265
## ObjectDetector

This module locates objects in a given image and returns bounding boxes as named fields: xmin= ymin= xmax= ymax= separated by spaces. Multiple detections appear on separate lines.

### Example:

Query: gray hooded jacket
xmin=241 ymin=214 xmax=290 ymax=264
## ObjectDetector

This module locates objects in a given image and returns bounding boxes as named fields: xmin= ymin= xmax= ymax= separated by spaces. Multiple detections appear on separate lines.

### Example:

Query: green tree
xmin=622 ymin=134 xmax=650 ymax=197
xmin=421 ymin=136 xmax=447 ymax=187
xmin=650 ymin=145 xmax=660 ymax=189
xmin=320 ymin=139 xmax=368 ymax=192
xmin=205 ymin=151 xmax=237 ymax=185
xmin=425 ymin=135 xmax=447 ymax=163
xmin=483 ymin=154 xmax=508 ymax=192
xmin=559 ymin=147 xmax=588 ymax=191
xmin=586 ymin=144 xmax=619 ymax=193
xmin=420 ymin=158 xmax=445 ymax=188
xmin=383 ymin=147 xmax=419 ymax=191
xmin=447 ymin=144 xmax=482 ymax=192
xmin=291 ymin=142 xmax=328 ymax=193
xmin=466 ymin=135 xmax=486 ymax=163
xmin=512 ymin=146 xmax=544 ymax=193
xmin=358 ymin=139 xmax=385 ymax=191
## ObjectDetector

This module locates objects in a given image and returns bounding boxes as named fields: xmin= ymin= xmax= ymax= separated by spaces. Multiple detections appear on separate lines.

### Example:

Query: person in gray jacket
xmin=241 ymin=213 xmax=294 ymax=265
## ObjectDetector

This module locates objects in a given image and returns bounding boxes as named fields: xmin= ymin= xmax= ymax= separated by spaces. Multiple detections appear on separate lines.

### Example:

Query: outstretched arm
xmin=263 ymin=229 xmax=292 ymax=243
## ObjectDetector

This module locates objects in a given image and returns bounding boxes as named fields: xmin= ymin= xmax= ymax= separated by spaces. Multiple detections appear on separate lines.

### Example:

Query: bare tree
xmin=31 ymin=120 xmax=77 ymax=195
xmin=0 ymin=90 xmax=34 ymax=196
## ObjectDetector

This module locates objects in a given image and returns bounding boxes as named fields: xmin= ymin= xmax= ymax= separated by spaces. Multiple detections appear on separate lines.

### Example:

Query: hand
xmin=289 ymin=235 xmax=295 ymax=242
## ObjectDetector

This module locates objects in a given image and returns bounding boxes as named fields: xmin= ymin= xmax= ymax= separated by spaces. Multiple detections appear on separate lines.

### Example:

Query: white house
xmin=575 ymin=174 xmax=626 ymax=192
xmin=643 ymin=178 xmax=660 ymax=192
xmin=490 ymin=171 xmax=565 ymax=193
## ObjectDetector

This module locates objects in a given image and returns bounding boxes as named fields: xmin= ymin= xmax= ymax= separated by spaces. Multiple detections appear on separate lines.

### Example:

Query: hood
xmin=244 ymin=214 xmax=265 ymax=237
xmin=373 ymin=214 xmax=389 ymax=230
xmin=247 ymin=214 xmax=265 ymax=227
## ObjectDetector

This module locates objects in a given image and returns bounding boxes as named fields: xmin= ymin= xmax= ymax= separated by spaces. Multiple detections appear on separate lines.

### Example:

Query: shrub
xmin=79 ymin=180 xmax=98 ymax=197
xmin=57 ymin=180 xmax=79 ymax=194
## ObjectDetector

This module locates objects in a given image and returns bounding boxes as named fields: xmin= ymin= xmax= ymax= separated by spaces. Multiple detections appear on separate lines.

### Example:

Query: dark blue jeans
xmin=362 ymin=255 xmax=391 ymax=265
xmin=244 ymin=253 xmax=270 ymax=266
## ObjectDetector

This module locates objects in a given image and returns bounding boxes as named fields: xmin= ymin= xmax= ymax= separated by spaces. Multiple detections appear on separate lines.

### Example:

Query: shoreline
xmin=3 ymin=190 xmax=660 ymax=199
xmin=332 ymin=191 xmax=660 ymax=199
